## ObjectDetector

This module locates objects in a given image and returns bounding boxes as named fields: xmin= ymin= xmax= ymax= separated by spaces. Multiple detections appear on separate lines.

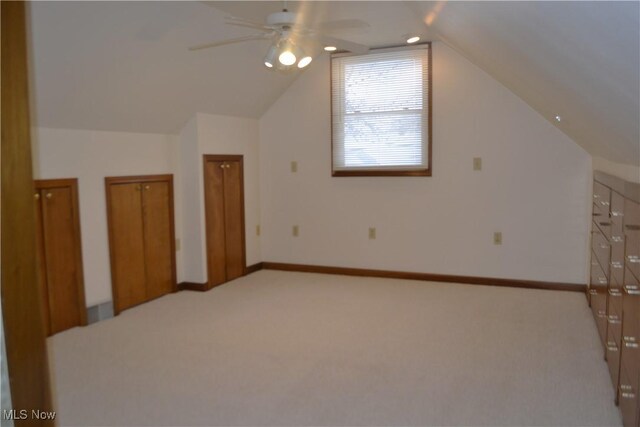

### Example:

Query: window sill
xmin=332 ymin=169 xmax=432 ymax=177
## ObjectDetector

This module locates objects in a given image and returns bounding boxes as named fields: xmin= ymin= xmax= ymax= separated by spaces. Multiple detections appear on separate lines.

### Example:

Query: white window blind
xmin=331 ymin=45 xmax=431 ymax=174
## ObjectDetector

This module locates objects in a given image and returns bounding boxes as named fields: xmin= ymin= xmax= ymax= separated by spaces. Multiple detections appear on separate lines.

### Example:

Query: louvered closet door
xmin=223 ymin=160 xmax=245 ymax=281
xmin=40 ymin=186 xmax=84 ymax=334
xmin=109 ymin=183 xmax=147 ymax=312
xmin=142 ymin=181 xmax=174 ymax=300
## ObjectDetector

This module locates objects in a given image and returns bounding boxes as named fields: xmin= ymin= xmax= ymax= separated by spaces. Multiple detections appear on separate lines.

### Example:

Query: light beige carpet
xmin=48 ymin=270 xmax=621 ymax=426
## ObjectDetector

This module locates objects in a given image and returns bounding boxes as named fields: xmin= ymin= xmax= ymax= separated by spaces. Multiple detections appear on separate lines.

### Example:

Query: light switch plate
xmin=291 ymin=161 xmax=298 ymax=173
xmin=473 ymin=157 xmax=482 ymax=171
xmin=293 ymin=225 xmax=299 ymax=237
xmin=493 ymin=232 xmax=502 ymax=245
xmin=175 ymin=238 xmax=181 ymax=251
xmin=256 ymin=225 xmax=261 ymax=236
xmin=369 ymin=227 xmax=376 ymax=239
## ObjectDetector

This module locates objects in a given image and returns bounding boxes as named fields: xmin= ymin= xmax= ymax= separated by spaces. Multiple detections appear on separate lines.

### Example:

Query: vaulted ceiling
xmin=28 ymin=1 xmax=639 ymax=166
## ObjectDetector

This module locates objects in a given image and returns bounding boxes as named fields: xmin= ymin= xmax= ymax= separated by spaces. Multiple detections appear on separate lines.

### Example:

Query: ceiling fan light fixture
xmin=406 ymin=36 xmax=421 ymax=44
xmin=298 ymin=56 xmax=312 ymax=68
xmin=278 ymin=50 xmax=297 ymax=66
xmin=277 ymin=39 xmax=303 ymax=66
xmin=323 ymin=46 xmax=337 ymax=52
xmin=264 ymin=44 xmax=278 ymax=69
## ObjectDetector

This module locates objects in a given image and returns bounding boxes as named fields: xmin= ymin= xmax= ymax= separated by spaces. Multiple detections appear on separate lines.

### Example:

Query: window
xmin=331 ymin=44 xmax=432 ymax=176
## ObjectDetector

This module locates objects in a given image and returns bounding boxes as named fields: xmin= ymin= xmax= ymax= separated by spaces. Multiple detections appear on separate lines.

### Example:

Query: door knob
xmin=145 ymin=185 xmax=150 ymax=190
xmin=34 ymin=193 xmax=40 ymax=200
xmin=46 ymin=193 xmax=52 ymax=199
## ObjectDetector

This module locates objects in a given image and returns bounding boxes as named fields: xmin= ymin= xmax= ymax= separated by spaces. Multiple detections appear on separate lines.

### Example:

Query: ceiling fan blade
xmin=317 ymin=19 xmax=370 ymax=31
xmin=316 ymin=35 xmax=369 ymax=55
xmin=226 ymin=20 xmax=274 ymax=32
xmin=188 ymin=34 xmax=271 ymax=51
xmin=224 ymin=15 xmax=272 ymax=30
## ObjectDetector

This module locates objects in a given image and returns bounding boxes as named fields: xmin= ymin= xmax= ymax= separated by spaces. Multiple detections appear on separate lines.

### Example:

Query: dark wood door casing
xmin=203 ymin=155 xmax=247 ymax=288
xmin=1 ymin=1 xmax=55 ymax=421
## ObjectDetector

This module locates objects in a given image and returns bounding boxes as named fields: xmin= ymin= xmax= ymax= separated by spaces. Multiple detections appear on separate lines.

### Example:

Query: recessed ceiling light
xmin=555 ymin=115 xmax=562 ymax=122
xmin=324 ymin=46 xmax=337 ymax=52
xmin=406 ymin=36 xmax=420 ymax=44
xmin=298 ymin=56 xmax=312 ymax=68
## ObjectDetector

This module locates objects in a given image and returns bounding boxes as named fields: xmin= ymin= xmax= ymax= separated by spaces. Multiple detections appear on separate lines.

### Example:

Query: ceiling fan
xmin=189 ymin=1 xmax=370 ymax=71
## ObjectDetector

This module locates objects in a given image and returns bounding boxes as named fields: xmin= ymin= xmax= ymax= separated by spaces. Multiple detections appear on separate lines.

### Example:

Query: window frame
xmin=330 ymin=43 xmax=433 ymax=177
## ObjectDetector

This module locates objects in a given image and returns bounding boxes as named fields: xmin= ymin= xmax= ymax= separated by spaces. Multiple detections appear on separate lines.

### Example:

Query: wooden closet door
xmin=205 ymin=160 xmax=228 ymax=287
xmin=223 ymin=160 xmax=245 ymax=281
xmin=142 ymin=181 xmax=174 ymax=300
xmin=34 ymin=191 xmax=51 ymax=335
xmin=40 ymin=186 xmax=84 ymax=334
xmin=108 ymin=183 xmax=147 ymax=312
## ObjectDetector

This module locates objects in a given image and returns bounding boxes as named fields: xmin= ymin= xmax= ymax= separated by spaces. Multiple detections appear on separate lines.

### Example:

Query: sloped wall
xmin=593 ymin=157 xmax=640 ymax=184
xmin=259 ymin=42 xmax=592 ymax=284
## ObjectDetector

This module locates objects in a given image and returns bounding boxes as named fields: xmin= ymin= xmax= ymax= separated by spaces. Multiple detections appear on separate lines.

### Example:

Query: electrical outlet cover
xmin=493 ymin=231 xmax=502 ymax=245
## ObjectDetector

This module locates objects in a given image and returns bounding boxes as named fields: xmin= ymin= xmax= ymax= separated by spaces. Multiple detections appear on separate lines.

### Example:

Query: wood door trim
xmin=1 ymin=1 xmax=54 ymax=419
xmin=35 ymin=178 xmax=88 ymax=328
xmin=105 ymin=174 xmax=177 ymax=315
xmin=35 ymin=177 xmax=79 ymax=188
xmin=203 ymin=155 xmax=244 ymax=163
xmin=105 ymin=174 xmax=174 ymax=186
xmin=203 ymin=155 xmax=247 ymax=289
xmin=261 ymin=262 xmax=586 ymax=292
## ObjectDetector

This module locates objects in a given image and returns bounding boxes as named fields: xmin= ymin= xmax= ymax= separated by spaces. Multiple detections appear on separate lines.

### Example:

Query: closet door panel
xmin=205 ymin=160 xmax=228 ymax=286
xmin=41 ymin=187 xmax=83 ymax=334
xmin=109 ymin=183 xmax=147 ymax=312
xmin=223 ymin=161 xmax=245 ymax=281
xmin=34 ymin=191 xmax=50 ymax=335
xmin=142 ymin=181 xmax=174 ymax=300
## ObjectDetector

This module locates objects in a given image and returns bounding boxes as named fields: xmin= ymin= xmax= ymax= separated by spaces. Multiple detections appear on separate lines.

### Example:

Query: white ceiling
xmin=409 ymin=1 xmax=640 ymax=166
xmin=28 ymin=1 xmax=639 ymax=166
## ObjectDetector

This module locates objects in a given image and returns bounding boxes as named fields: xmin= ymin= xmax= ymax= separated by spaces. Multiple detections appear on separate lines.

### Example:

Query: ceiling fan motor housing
xmin=266 ymin=11 xmax=297 ymax=28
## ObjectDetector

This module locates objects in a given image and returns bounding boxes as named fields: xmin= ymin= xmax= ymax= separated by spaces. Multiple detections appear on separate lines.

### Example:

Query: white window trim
xmin=330 ymin=43 xmax=432 ymax=177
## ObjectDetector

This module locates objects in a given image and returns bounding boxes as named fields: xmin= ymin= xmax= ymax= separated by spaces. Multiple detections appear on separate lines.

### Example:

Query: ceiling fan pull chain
xmin=283 ymin=0 xmax=288 ymax=12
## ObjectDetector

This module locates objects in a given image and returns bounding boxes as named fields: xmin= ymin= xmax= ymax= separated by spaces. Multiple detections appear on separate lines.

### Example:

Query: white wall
xmin=34 ymin=114 xmax=261 ymax=305
xmin=33 ymin=127 xmax=180 ymax=306
xmin=197 ymin=113 xmax=261 ymax=267
xmin=259 ymin=42 xmax=592 ymax=284
xmin=177 ymin=117 xmax=203 ymax=282
xmin=178 ymin=113 xmax=261 ymax=283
